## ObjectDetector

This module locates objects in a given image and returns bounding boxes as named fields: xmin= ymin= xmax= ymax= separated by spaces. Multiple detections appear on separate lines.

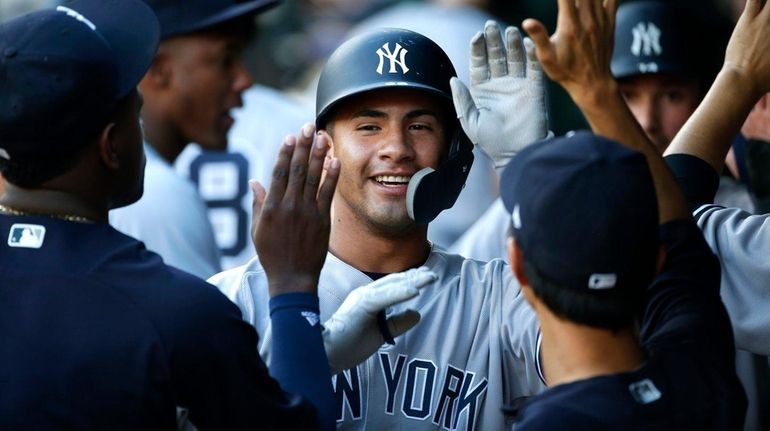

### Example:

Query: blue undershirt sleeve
xmin=664 ymin=154 xmax=721 ymax=211
xmin=269 ymin=293 xmax=335 ymax=431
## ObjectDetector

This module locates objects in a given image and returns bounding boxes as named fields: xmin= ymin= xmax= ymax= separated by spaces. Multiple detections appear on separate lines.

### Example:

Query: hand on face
xmin=522 ymin=0 xmax=618 ymax=106
xmin=251 ymin=123 xmax=341 ymax=297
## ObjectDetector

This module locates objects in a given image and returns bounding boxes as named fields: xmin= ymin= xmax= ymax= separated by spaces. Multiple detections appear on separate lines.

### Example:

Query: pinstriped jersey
xmin=210 ymin=247 xmax=545 ymax=430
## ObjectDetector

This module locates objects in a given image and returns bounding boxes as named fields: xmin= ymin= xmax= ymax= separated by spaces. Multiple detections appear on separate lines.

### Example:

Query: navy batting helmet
xmin=611 ymin=1 xmax=700 ymax=79
xmin=315 ymin=28 xmax=474 ymax=224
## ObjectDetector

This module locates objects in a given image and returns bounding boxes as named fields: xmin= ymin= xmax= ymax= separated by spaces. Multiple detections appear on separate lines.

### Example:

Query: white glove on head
xmin=451 ymin=20 xmax=550 ymax=170
xmin=323 ymin=267 xmax=437 ymax=375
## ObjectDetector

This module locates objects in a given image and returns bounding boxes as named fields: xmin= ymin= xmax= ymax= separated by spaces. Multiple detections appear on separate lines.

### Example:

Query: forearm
xmin=570 ymin=82 xmax=689 ymax=224
xmin=270 ymin=293 xmax=335 ymax=431
xmin=665 ymin=68 xmax=759 ymax=173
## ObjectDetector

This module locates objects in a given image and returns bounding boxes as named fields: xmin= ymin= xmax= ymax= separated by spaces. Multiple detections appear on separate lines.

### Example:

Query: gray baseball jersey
xmin=210 ymin=247 xmax=544 ymax=430
xmin=450 ymin=199 xmax=509 ymax=264
xmin=695 ymin=204 xmax=770 ymax=355
xmin=110 ymin=143 xmax=221 ymax=279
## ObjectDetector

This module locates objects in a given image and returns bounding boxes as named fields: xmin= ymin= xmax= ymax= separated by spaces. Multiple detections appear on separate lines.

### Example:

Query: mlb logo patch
xmin=629 ymin=378 xmax=662 ymax=405
xmin=7 ymin=223 xmax=46 ymax=249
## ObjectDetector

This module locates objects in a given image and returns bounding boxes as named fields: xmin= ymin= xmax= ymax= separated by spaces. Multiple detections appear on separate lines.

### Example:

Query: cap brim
xmin=64 ymin=0 xmax=160 ymax=97
xmin=167 ymin=0 xmax=279 ymax=38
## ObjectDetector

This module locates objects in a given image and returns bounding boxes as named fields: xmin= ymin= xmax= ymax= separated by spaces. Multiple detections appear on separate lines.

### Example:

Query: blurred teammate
xmin=110 ymin=0 xmax=277 ymax=278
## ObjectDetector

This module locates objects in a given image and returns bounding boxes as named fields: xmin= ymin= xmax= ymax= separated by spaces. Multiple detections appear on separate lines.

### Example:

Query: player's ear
xmin=508 ymin=237 xmax=529 ymax=287
xmin=141 ymin=48 xmax=172 ymax=90
xmin=97 ymin=122 xmax=120 ymax=170
xmin=318 ymin=129 xmax=335 ymax=158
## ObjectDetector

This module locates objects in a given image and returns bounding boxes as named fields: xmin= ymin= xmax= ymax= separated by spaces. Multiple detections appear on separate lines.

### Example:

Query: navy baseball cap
xmin=500 ymin=131 xmax=659 ymax=291
xmin=611 ymin=1 xmax=697 ymax=79
xmin=0 ymin=0 xmax=160 ymax=159
xmin=140 ymin=0 xmax=280 ymax=39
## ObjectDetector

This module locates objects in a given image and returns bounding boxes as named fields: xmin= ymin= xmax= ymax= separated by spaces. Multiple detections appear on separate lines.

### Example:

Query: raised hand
xmin=725 ymin=0 xmax=770 ymax=99
xmin=253 ymin=123 xmax=341 ymax=297
xmin=522 ymin=0 xmax=618 ymax=106
xmin=322 ymin=267 xmax=437 ymax=374
xmin=450 ymin=20 xmax=549 ymax=170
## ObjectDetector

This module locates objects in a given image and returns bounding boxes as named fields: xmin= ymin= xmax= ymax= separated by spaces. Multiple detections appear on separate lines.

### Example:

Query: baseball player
xmin=210 ymin=25 xmax=551 ymax=430
xmin=173 ymin=83 xmax=313 ymax=270
xmin=109 ymin=0 xmax=279 ymax=279
xmin=490 ymin=0 xmax=746 ymax=427
xmin=0 ymin=2 xmax=435 ymax=429
xmin=662 ymin=0 xmax=770 ymax=357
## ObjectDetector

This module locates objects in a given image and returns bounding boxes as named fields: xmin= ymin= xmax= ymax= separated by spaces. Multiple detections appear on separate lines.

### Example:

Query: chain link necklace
xmin=0 ymin=204 xmax=93 ymax=223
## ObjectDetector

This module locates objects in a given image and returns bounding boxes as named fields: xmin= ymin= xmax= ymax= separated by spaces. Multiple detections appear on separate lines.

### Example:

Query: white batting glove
xmin=323 ymin=267 xmax=437 ymax=375
xmin=451 ymin=20 xmax=550 ymax=170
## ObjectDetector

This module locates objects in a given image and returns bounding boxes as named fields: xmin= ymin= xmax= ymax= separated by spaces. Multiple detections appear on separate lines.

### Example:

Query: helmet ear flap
xmin=406 ymin=129 xmax=474 ymax=224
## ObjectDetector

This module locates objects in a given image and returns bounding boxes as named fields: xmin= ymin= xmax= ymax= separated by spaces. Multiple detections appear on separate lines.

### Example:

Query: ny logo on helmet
xmin=630 ymin=22 xmax=662 ymax=57
xmin=376 ymin=42 xmax=409 ymax=75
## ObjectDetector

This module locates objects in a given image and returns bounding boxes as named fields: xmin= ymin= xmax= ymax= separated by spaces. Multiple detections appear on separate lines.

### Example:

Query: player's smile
xmin=371 ymin=172 xmax=413 ymax=196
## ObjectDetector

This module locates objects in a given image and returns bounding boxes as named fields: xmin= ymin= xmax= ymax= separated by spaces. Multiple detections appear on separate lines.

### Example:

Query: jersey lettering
xmin=432 ymin=365 xmax=465 ymax=428
xmin=379 ymin=352 xmax=407 ymax=415
xmin=402 ymin=359 xmax=437 ymax=419
xmin=333 ymin=367 xmax=362 ymax=422
xmin=453 ymin=371 xmax=488 ymax=431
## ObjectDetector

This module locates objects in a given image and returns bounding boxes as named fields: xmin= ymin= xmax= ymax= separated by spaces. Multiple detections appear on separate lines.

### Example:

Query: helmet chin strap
xmin=406 ymin=133 xmax=474 ymax=224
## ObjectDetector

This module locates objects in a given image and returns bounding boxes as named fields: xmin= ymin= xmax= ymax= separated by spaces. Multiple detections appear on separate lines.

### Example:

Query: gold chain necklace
xmin=0 ymin=204 xmax=93 ymax=223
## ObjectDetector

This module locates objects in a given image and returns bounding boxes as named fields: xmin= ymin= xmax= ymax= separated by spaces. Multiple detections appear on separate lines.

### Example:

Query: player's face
xmin=327 ymin=89 xmax=449 ymax=234
xmin=619 ymin=74 xmax=701 ymax=153
xmin=112 ymin=91 xmax=147 ymax=208
xmin=162 ymin=32 xmax=253 ymax=151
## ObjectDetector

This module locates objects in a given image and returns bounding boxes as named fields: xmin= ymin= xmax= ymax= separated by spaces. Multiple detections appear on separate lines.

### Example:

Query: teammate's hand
xmin=322 ymin=267 xmax=437 ymax=375
xmin=522 ymin=0 xmax=618 ymax=107
xmin=724 ymin=0 xmax=770 ymax=99
xmin=451 ymin=20 xmax=549 ymax=170
xmin=253 ymin=123 xmax=341 ymax=298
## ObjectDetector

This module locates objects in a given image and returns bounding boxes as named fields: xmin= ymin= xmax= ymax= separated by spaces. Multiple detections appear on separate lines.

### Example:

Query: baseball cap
xmin=140 ymin=0 xmax=280 ymax=39
xmin=0 ymin=0 xmax=160 ymax=160
xmin=611 ymin=1 xmax=697 ymax=79
xmin=500 ymin=131 xmax=659 ymax=291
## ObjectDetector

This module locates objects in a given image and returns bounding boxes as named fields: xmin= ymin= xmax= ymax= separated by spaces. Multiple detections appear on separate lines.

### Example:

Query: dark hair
xmin=522 ymin=257 xmax=647 ymax=332
xmin=0 ymin=92 xmax=135 ymax=188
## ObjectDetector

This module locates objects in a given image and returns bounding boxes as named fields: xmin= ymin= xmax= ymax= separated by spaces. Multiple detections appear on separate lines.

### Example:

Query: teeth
xmin=375 ymin=175 xmax=410 ymax=184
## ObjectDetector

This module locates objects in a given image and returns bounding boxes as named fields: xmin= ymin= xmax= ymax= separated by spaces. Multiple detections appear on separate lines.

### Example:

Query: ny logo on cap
xmin=376 ymin=42 xmax=409 ymax=75
xmin=630 ymin=22 xmax=662 ymax=57
xmin=7 ymin=223 xmax=46 ymax=249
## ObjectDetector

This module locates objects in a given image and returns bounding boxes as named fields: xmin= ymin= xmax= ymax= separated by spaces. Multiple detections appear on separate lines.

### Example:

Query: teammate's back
xmin=0 ymin=215 xmax=309 ymax=429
